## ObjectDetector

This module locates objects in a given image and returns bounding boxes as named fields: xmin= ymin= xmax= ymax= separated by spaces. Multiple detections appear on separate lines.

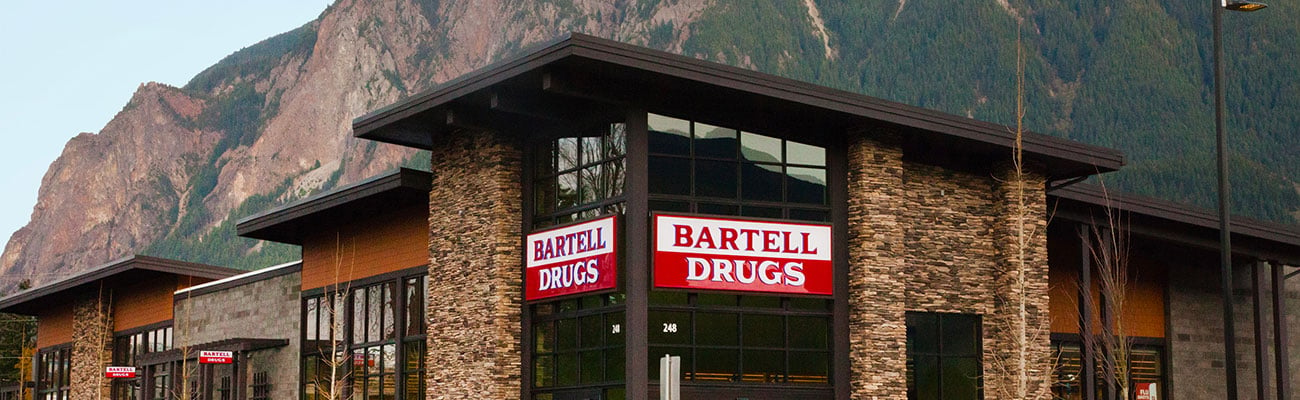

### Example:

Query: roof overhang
xmin=236 ymin=168 xmax=432 ymax=245
xmin=1050 ymin=183 xmax=1300 ymax=265
xmin=353 ymin=33 xmax=1124 ymax=181
xmin=0 ymin=255 xmax=241 ymax=315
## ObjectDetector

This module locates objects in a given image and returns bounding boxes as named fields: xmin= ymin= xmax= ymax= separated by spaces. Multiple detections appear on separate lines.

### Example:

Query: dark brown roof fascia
xmin=1049 ymin=183 xmax=1300 ymax=258
xmin=353 ymin=33 xmax=1124 ymax=176
xmin=0 ymin=255 xmax=241 ymax=315
xmin=235 ymin=168 xmax=432 ymax=244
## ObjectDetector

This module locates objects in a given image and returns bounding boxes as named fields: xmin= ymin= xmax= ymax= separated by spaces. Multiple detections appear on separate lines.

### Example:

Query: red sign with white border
xmin=1136 ymin=382 xmax=1158 ymax=400
xmin=653 ymin=214 xmax=833 ymax=295
xmin=199 ymin=350 xmax=233 ymax=364
xmin=526 ymin=215 xmax=618 ymax=301
xmin=105 ymin=366 xmax=136 ymax=378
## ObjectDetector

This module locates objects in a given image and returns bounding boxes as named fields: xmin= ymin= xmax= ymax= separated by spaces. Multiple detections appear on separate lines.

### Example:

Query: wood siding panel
xmin=113 ymin=276 xmax=179 ymax=332
xmin=301 ymin=204 xmax=428 ymax=290
xmin=1048 ymin=234 xmax=1167 ymax=338
xmin=36 ymin=304 xmax=74 ymax=349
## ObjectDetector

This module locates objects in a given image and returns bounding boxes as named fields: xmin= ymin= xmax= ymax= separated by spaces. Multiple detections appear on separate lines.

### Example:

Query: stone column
xmin=845 ymin=133 xmax=909 ymax=399
xmin=986 ymin=165 xmax=1052 ymax=400
xmin=425 ymin=130 xmax=523 ymax=400
xmin=70 ymin=289 xmax=114 ymax=399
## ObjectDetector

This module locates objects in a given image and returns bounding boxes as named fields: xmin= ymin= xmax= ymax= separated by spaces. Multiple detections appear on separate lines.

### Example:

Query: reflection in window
xmin=1049 ymin=340 xmax=1164 ymax=400
xmin=533 ymin=123 xmax=627 ymax=227
xmin=906 ymin=313 xmax=981 ymax=400
xmin=648 ymin=113 xmax=829 ymax=221
xmin=302 ymin=275 xmax=426 ymax=400
xmin=532 ymin=294 xmax=626 ymax=398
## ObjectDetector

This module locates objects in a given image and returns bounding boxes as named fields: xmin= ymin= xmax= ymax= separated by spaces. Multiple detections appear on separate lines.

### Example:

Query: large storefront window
xmin=302 ymin=274 xmax=426 ymax=400
xmin=532 ymin=122 xmax=627 ymax=228
xmin=113 ymin=325 xmax=174 ymax=399
xmin=1050 ymin=339 xmax=1165 ymax=400
xmin=531 ymin=294 xmax=626 ymax=400
xmin=905 ymin=312 xmax=981 ymax=400
xmin=35 ymin=346 xmax=70 ymax=400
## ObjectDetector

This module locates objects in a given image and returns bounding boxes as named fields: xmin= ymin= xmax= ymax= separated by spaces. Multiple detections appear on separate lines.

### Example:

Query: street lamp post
xmin=1213 ymin=1 xmax=1266 ymax=399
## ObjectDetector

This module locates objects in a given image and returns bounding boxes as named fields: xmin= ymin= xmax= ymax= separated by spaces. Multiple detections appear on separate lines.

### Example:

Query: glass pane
xmin=558 ymin=299 xmax=579 ymax=313
xmin=307 ymin=298 xmax=319 ymax=341
xmin=648 ymin=347 xmax=690 ymax=381
xmin=693 ymin=122 xmax=737 ymax=159
xmin=697 ymin=293 xmax=736 ymax=306
xmin=406 ymin=279 xmax=424 ymax=337
xmin=404 ymin=341 xmax=423 ymax=371
xmin=742 ymin=163 xmax=783 ymax=202
xmin=605 ymin=387 xmax=626 ymax=400
xmin=741 ymin=132 xmax=782 ymax=163
xmin=556 ymin=353 xmax=579 ymax=386
xmin=647 ymin=114 xmax=690 ymax=155
xmin=557 ymin=319 xmax=578 ymax=351
xmin=607 ymin=311 xmax=625 ymax=346
xmin=788 ymin=209 xmax=829 ymax=222
xmin=353 ymin=290 xmax=366 ymax=344
xmin=368 ymin=286 xmax=382 ymax=343
xmin=648 ymin=200 xmax=689 ymax=213
xmin=788 ymin=351 xmax=830 ymax=384
xmin=906 ymin=313 xmax=939 ymax=354
xmin=941 ymin=357 xmax=981 ymax=400
xmin=602 ymin=159 xmax=625 ymax=198
xmin=743 ymin=315 xmax=783 ymax=348
xmin=648 ymin=311 xmax=690 ymax=345
xmin=738 ymin=296 xmax=780 ymax=308
xmin=786 ymin=167 xmax=826 ymax=204
xmin=404 ymin=373 xmax=422 ymax=400
xmin=581 ymin=295 xmax=604 ymax=310
xmin=694 ymin=160 xmax=736 ymax=198
xmin=581 ymin=315 xmax=604 ymax=348
xmin=534 ymin=176 xmax=556 ymax=216
xmin=353 ymin=348 xmax=368 ymax=377
xmin=557 ymin=138 xmax=579 ymax=171
xmin=786 ymin=141 xmax=825 ymax=166
xmin=742 ymin=349 xmax=784 ymax=382
xmin=581 ymin=136 xmax=603 ymax=166
xmin=648 ymin=291 xmax=688 ymax=305
xmin=534 ymin=355 xmax=554 ymax=388
xmin=909 ymin=355 xmax=940 ymax=400
xmin=941 ymin=314 xmax=980 ymax=356
xmin=366 ymin=375 xmax=378 ymax=399
xmin=580 ymin=165 xmax=601 ymax=204
xmin=606 ymin=348 xmax=625 ymax=381
xmin=580 ymin=350 xmax=603 ymax=383
xmin=648 ymin=156 xmax=690 ymax=195
xmin=697 ymin=203 xmax=739 ymax=216
xmin=741 ymin=206 xmax=783 ymax=219
xmin=383 ymin=283 xmax=395 ymax=340
xmin=789 ymin=297 xmax=830 ymax=311
xmin=694 ymin=313 xmax=738 ymax=346
xmin=789 ymin=316 xmax=829 ymax=349
xmin=557 ymin=171 xmax=579 ymax=210
xmin=381 ymin=344 xmax=396 ymax=375
xmin=534 ymin=142 xmax=555 ymax=178
xmin=605 ymin=123 xmax=627 ymax=159
xmin=694 ymin=348 xmax=738 ymax=382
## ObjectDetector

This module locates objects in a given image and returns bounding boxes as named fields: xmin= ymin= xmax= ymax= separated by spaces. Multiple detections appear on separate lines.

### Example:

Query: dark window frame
xmin=532 ymin=122 xmax=629 ymax=228
xmin=1049 ymin=334 xmax=1167 ymax=400
xmin=905 ymin=312 xmax=983 ymax=400
xmin=35 ymin=344 xmax=70 ymax=400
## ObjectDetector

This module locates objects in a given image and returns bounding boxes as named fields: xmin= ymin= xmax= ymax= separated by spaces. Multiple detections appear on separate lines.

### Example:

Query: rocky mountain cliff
xmin=3 ymin=0 xmax=1298 ymax=289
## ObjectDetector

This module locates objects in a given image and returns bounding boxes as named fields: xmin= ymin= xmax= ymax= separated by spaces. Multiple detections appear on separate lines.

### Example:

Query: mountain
xmin=2 ymin=0 xmax=1297 ymax=289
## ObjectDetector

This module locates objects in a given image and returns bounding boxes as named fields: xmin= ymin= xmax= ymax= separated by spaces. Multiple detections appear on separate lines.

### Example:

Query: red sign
xmin=653 ymin=214 xmax=833 ymax=295
xmin=105 ymin=366 xmax=136 ymax=378
xmin=1136 ymin=383 xmax=1158 ymax=400
xmin=199 ymin=350 xmax=233 ymax=364
xmin=526 ymin=215 xmax=618 ymax=301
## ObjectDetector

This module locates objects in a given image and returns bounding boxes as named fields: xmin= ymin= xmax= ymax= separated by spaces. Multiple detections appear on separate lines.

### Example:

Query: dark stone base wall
xmin=846 ymin=133 xmax=1052 ymax=399
xmin=1169 ymin=261 xmax=1300 ymax=399
xmin=425 ymin=130 xmax=524 ymax=400
xmin=70 ymin=292 xmax=113 ymax=399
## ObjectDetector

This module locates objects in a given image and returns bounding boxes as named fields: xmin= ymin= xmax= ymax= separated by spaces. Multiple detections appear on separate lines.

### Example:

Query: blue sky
xmin=0 ymin=1 xmax=332 ymax=250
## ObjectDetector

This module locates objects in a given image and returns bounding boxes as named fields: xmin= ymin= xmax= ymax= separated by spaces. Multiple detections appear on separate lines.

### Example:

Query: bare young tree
xmin=1087 ymin=183 xmax=1132 ymax=399
xmin=313 ymin=233 xmax=356 ymax=400
xmin=171 ymin=282 xmax=198 ymax=400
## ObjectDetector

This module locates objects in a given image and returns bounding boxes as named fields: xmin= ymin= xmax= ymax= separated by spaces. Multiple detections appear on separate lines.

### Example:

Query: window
xmin=112 ymin=325 xmax=173 ymax=400
xmin=906 ymin=312 xmax=981 ymax=400
xmin=36 ymin=346 xmax=69 ymax=400
xmin=647 ymin=114 xmax=829 ymax=222
xmin=1049 ymin=339 xmax=1165 ymax=400
xmin=302 ymin=273 xmax=426 ymax=400
xmin=647 ymin=293 xmax=832 ymax=385
xmin=531 ymin=294 xmax=626 ymax=400
xmin=251 ymin=371 xmax=271 ymax=400
xmin=532 ymin=122 xmax=627 ymax=228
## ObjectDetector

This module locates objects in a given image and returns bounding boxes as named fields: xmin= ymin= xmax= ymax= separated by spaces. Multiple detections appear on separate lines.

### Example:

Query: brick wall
xmin=425 ymin=130 xmax=523 ymax=400
xmin=846 ymin=132 xmax=1053 ymax=399
xmin=174 ymin=269 xmax=302 ymax=400
xmin=1169 ymin=260 xmax=1299 ymax=399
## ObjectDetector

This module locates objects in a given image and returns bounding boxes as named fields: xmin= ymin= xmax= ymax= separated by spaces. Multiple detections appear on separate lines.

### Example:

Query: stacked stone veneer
xmin=70 ymin=290 xmax=113 ymax=399
xmin=847 ymin=133 xmax=1052 ymax=399
xmin=173 ymin=269 xmax=302 ymax=400
xmin=426 ymin=130 xmax=523 ymax=400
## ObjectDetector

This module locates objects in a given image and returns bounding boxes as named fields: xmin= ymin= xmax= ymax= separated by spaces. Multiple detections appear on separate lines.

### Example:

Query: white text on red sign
xmin=199 ymin=350 xmax=233 ymax=364
xmin=654 ymin=214 xmax=833 ymax=295
xmin=525 ymin=216 xmax=618 ymax=300
xmin=105 ymin=366 xmax=136 ymax=378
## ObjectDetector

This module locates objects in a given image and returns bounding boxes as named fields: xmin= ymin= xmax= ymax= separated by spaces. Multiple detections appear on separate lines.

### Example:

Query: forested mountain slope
xmin=1 ymin=0 xmax=1295 ymax=290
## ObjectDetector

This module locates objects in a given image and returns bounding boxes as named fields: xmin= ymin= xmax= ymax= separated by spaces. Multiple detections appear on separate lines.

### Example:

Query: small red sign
xmin=199 ymin=350 xmax=233 ymax=364
xmin=105 ymin=366 xmax=136 ymax=378
xmin=1136 ymin=383 xmax=1158 ymax=400
xmin=526 ymin=215 xmax=618 ymax=301
xmin=653 ymin=214 xmax=833 ymax=296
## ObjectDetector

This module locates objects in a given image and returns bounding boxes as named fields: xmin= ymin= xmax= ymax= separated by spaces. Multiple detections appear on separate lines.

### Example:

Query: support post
xmin=1274 ymin=262 xmax=1292 ymax=400
xmin=1254 ymin=261 xmax=1271 ymax=400
xmin=1213 ymin=1 xmax=1240 ymax=397
xmin=1078 ymin=224 xmax=1097 ymax=400
xmin=625 ymin=109 xmax=650 ymax=400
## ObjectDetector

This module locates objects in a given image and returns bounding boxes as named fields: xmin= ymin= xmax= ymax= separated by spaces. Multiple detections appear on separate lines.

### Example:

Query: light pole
xmin=1214 ymin=1 xmax=1266 ymax=399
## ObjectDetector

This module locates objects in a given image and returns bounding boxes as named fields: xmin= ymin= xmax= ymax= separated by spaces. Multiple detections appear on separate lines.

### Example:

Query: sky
xmin=0 ymin=1 xmax=332 ymax=251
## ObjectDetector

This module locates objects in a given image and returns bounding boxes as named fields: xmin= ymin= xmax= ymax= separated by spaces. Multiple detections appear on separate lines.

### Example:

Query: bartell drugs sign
xmin=105 ymin=367 xmax=136 ymax=378
xmin=199 ymin=350 xmax=233 ymax=364
xmin=654 ymin=214 xmax=832 ymax=295
xmin=526 ymin=215 xmax=617 ymax=301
